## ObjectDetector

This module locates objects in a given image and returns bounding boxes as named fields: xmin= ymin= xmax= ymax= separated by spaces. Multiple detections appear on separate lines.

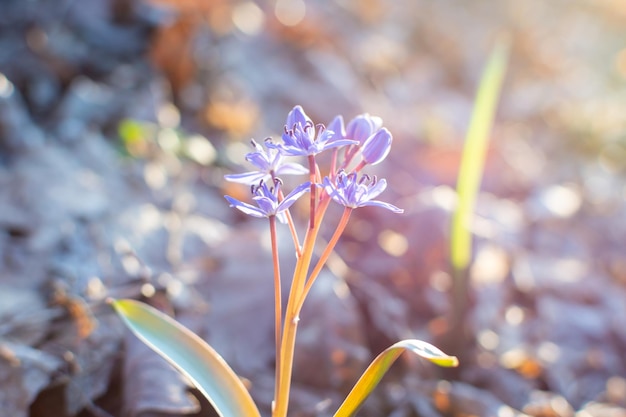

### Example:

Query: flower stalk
xmin=268 ymin=215 xmax=282 ymax=408
xmin=297 ymin=207 xmax=353 ymax=310
xmin=307 ymin=154 xmax=317 ymax=229
xmin=274 ymin=230 xmax=317 ymax=417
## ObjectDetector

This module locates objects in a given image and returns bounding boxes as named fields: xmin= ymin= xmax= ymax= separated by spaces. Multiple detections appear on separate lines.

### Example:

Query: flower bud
xmin=346 ymin=114 xmax=383 ymax=145
xmin=361 ymin=127 xmax=392 ymax=165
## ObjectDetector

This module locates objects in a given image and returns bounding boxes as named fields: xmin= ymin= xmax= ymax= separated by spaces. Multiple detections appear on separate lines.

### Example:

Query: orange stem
xmin=297 ymin=207 xmax=352 ymax=312
xmin=269 ymin=215 xmax=282 ymax=412
xmin=277 ymin=188 xmax=302 ymax=258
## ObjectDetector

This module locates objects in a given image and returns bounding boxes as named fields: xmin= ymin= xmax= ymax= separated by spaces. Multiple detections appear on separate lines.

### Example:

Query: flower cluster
xmin=225 ymin=105 xmax=402 ymax=220
xmin=222 ymin=106 xmax=408 ymax=417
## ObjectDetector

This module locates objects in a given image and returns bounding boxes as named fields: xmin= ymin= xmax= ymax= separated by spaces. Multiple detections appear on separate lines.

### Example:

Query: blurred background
xmin=1 ymin=0 xmax=626 ymax=416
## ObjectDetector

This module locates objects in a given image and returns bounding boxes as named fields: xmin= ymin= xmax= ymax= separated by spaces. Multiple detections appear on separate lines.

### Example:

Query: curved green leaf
xmin=333 ymin=339 xmax=458 ymax=417
xmin=111 ymin=299 xmax=261 ymax=417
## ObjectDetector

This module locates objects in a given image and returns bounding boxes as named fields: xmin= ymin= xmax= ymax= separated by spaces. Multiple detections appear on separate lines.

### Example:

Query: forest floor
xmin=1 ymin=1 xmax=626 ymax=416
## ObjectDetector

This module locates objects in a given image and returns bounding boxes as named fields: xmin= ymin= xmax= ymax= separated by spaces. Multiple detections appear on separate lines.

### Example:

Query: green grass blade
xmin=333 ymin=339 xmax=458 ymax=417
xmin=450 ymin=39 xmax=510 ymax=271
xmin=111 ymin=299 xmax=262 ymax=417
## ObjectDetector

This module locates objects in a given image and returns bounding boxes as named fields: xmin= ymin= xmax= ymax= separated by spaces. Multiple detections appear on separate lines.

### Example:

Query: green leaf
xmin=111 ymin=299 xmax=262 ymax=417
xmin=333 ymin=339 xmax=458 ymax=417
xmin=450 ymin=38 xmax=510 ymax=272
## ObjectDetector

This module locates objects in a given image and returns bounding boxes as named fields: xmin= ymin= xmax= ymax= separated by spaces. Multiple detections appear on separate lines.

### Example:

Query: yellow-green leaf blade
xmin=111 ymin=299 xmax=262 ymax=417
xmin=333 ymin=339 xmax=458 ymax=417
xmin=451 ymin=39 xmax=510 ymax=271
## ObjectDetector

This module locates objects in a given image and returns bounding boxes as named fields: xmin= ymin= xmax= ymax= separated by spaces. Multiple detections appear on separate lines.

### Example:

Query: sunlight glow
xmin=233 ymin=2 xmax=265 ymax=36
xmin=505 ymin=305 xmax=525 ymax=326
xmin=378 ymin=229 xmax=408 ymax=257
xmin=470 ymin=244 xmax=509 ymax=285
xmin=0 ymin=73 xmax=14 ymax=97
xmin=539 ymin=184 xmax=581 ymax=218
xmin=275 ymin=0 xmax=306 ymax=26
xmin=478 ymin=329 xmax=500 ymax=350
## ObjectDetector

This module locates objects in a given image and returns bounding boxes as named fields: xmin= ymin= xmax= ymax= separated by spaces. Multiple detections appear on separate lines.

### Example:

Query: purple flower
xmin=361 ymin=127 xmax=392 ymax=165
xmin=326 ymin=115 xmax=346 ymax=141
xmin=345 ymin=114 xmax=383 ymax=145
xmin=285 ymin=105 xmax=312 ymax=132
xmin=267 ymin=105 xmax=357 ymax=157
xmin=328 ymin=113 xmax=392 ymax=166
xmin=322 ymin=171 xmax=403 ymax=213
xmin=225 ymin=179 xmax=310 ymax=223
xmin=224 ymin=139 xmax=308 ymax=185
